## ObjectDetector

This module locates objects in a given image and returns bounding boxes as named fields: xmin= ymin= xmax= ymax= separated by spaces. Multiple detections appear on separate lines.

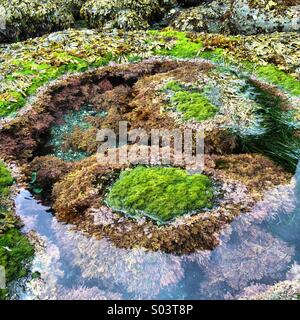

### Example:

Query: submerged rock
xmin=0 ymin=57 xmax=296 ymax=253
xmin=239 ymin=280 xmax=300 ymax=300
xmin=49 ymin=152 xmax=290 ymax=253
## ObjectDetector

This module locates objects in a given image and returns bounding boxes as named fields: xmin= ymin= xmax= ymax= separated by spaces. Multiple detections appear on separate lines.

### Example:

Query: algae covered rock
xmin=239 ymin=280 xmax=300 ymax=300
xmin=0 ymin=29 xmax=298 ymax=256
xmin=0 ymin=28 xmax=298 ymax=121
xmin=106 ymin=166 xmax=214 ymax=223
xmin=170 ymin=0 xmax=300 ymax=35
xmin=0 ymin=162 xmax=34 ymax=300
xmin=80 ymin=0 xmax=177 ymax=30
xmin=0 ymin=161 xmax=13 ymax=197
xmin=0 ymin=0 xmax=80 ymax=42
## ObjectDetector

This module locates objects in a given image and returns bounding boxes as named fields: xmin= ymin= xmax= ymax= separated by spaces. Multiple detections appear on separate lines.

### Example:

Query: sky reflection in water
xmin=14 ymin=161 xmax=300 ymax=300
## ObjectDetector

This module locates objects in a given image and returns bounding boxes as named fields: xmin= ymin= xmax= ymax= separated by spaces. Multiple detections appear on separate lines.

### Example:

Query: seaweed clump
xmin=0 ymin=229 xmax=34 ymax=300
xmin=106 ymin=166 xmax=214 ymax=224
xmin=0 ymin=162 xmax=13 ymax=197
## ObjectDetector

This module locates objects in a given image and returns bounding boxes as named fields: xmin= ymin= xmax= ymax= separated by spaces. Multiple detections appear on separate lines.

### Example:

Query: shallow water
xmin=12 ymin=161 xmax=300 ymax=300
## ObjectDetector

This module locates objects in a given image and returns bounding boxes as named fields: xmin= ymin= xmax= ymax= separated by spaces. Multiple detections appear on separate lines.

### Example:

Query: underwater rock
xmin=190 ymin=170 xmax=300 ymax=299
xmin=50 ymin=218 xmax=185 ymax=299
xmin=170 ymin=0 xmax=300 ymax=35
xmin=238 ymin=280 xmax=300 ymax=300
xmin=198 ymin=224 xmax=294 ymax=298
xmin=58 ymin=286 xmax=122 ymax=300
xmin=15 ymin=190 xmax=183 ymax=299
xmin=13 ymin=170 xmax=300 ymax=299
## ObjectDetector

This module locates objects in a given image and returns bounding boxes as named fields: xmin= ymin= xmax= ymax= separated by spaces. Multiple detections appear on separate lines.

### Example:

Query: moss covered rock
xmin=164 ymin=80 xmax=218 ymax=122
xmin=0 ymin=162 xmax=34 ymax=300
xmin=48 ymin=151 xmax=291 ymax=253
xmin=106 ymin=166 xmax=214 ymax=223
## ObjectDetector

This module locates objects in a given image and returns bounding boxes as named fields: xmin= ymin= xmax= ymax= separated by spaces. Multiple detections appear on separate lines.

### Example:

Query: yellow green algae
xmin=0 ymin=162 xmax=14 ymax=197
xmin=164 ymin=80 xmax=218 ymax=122
xmin=0 ymin=162 xmax=34 ymax=300
xmin=149 ymin=29 xmax=300 ymax=96
xmin=106 ymin=166 xmax=214 ymax=224
xmin=0 ymin=28 xmax=299 ymax=119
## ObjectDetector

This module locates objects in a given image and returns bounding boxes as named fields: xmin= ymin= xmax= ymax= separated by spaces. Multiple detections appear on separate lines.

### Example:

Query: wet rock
xmin=170 ymin=0 xmax=300 ymax=35
xmin=0 ymin=0 xmax=83 ymax=43
xmin=179 ymin=0 xmax=209 ymax=7
xmin=80 ymin=0 xmax=177 ymax=30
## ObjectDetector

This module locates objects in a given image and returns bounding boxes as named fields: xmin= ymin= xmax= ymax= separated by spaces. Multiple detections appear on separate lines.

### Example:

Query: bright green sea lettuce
xmin=106 ymin=166 xmax=214 ymax=224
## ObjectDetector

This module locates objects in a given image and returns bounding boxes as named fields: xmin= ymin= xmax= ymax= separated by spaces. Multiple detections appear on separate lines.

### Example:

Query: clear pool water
xmin=12 ymin=161 xmax=300 ymax=300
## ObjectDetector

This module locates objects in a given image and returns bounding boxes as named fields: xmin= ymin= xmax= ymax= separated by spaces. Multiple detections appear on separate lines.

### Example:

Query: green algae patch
xmin=0 ymin=229 xmax=34 ymax=300
xmin=149 ymin=29 xmax=203 ymax=58
xmin=150 ymin=29 xmax=300 ymax=97
xmin=0 ymin=92 xmax=27 ymax=118
xmin=149 ymin=29 xmax=231 ymax=63
xmin=0 ymin=56 xmax=112 ymax=118
xmin=0 ymin=162 xmax=14 ymax=198
xmin=255 ymin=65 xmax=300 ymax=96
xmin=106 ymin=166 xmax=214 ymax=224
xmin=0 ymin=163 xmax=34 ymax=300
xmin=164 ymin=81 xmax=218 ymax=122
